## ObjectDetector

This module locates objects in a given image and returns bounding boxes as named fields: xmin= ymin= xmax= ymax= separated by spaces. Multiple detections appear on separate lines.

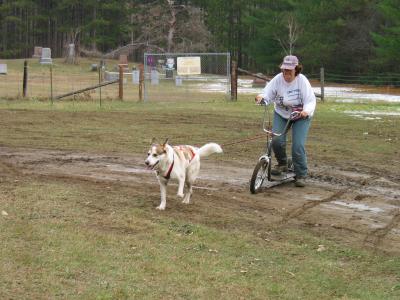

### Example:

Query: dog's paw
xmin=156 ymin=205 xmax=166 ymax=210
xmin=182 ymin=194 xmax=191 ymax=204
xmin=177 ymin=192 xmax=184 ymax=198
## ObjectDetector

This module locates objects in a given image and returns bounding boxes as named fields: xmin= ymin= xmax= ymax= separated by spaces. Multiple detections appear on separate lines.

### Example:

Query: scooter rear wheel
xmin=250 ymin=159 xmax=270 ymax=194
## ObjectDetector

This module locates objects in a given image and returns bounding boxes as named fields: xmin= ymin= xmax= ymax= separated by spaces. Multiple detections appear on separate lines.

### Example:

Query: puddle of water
xmin=334 ymin=170 xmax=371 ymax=180
xmin=304 ymin=195 xmax=324 ymax=201
xmin=107 ymin=164 xmax=152 ymax=174
xmin=331 ymin=201 xmax=384 ymax=213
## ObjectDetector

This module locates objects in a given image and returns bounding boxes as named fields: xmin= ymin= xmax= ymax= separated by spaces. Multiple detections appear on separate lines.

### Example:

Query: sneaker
xmin=294 ymin=176 xmax=306 ymax=187
xmin=271 ymin=164 xmax=288 ymax=176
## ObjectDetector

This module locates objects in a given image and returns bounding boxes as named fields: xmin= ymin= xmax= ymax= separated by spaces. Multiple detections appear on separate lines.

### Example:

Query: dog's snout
xmin=145 ymin=160 xmax=149 ymax=165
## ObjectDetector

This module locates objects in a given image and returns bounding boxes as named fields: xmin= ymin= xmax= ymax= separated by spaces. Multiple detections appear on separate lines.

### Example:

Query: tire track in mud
xmin=276 ymin=175 xmax=400 ymax=251
xmin=277 ymin=188 xmax=349 ymax=226
xmin=277 ymin=175 xmax=381 ymax=226
xmin=363 ymin=209 xmax=400 ymax=252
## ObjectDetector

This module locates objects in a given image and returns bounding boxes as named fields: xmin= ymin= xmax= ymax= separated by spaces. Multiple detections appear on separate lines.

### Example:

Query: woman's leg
xmin=271 ymin=111 xmax=288 ymax=165
xmin=291 ymin=117 xmax=311 ymax=177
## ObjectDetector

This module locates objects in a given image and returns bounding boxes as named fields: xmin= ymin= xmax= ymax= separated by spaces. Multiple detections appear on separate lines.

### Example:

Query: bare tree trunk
xmin=287 ymin=15 xmax=298 ymax=55
xmin=65 ymin=29 xmax=80 ymax=64
xmin=166 ymin=0 xmax=176 ymax=53
xmin=276 ymin=14 xmax=299 ymax=55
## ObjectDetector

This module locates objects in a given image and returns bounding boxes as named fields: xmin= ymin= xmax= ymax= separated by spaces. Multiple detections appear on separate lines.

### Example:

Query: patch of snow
xmin=344 ymin=110 xmax=400 ymax=117
xmin=331 ymin=201 xmax=383 ymax=213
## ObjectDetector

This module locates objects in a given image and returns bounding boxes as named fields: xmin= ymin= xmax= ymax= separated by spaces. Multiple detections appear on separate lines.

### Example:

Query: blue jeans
xmin=271 ymin=111 xmax=311 ymax=177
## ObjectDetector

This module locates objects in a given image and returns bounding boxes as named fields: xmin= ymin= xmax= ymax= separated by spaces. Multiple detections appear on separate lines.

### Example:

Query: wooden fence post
xmin=139 ymin=63 xmax=144 ymax=102
xmin=320 ymin=67 xmax=325 ymax=101
xmin=23 ymin=60 xmax=28 ymax=98
xmin=119 ymin=65 xmax=123 ymax=100
xmin=98 ymin=63 xmax=102 ymax=107
xmin=50 ymin=64 xmax=53 ymax=104
xmin=231 ymin=60 xmax=237 ymax=101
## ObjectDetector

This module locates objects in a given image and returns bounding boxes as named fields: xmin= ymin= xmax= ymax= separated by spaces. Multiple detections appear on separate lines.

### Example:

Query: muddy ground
xmin=1 ymin=145 xmax=399 ymax=255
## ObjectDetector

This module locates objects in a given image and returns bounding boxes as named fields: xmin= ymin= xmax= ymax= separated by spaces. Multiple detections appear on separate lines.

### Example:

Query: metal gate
xmin=143 ymin=52 xmax=230 ymax=102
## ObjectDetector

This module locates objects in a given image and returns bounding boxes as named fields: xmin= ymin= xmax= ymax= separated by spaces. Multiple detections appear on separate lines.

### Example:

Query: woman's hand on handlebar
xmin=290 ymin=110 xmax=309 ymax=121
xmin=299 ymin=111 xmax=309 ymax=119
xmin=255 ymin=95 xmax=265 ymax=105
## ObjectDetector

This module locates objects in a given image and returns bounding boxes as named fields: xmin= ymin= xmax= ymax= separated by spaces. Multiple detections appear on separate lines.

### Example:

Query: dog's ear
xmin=162 ymin=138 xmax=169 ymax=153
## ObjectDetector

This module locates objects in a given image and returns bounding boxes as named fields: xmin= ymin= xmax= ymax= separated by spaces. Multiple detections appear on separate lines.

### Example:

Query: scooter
xmin=249 ymin=101 xmax=300 ymax=194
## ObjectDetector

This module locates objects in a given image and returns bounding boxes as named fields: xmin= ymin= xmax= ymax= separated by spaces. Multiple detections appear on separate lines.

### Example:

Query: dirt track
xmin=1 ymin=146 xmax=399 ymax=254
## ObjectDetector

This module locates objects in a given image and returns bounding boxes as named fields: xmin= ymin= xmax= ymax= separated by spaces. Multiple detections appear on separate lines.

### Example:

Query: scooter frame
xmin=249 ymin=102 xmax=299 ymax=194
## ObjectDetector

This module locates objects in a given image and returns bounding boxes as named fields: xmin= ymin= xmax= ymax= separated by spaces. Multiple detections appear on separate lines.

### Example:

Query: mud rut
xmin=1 ymin=146 xmax=399 ymax=254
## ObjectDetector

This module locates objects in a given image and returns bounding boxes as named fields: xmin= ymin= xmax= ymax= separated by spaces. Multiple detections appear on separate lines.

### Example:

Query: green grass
xmin=1 ymin=176 xmax=399 ymax=299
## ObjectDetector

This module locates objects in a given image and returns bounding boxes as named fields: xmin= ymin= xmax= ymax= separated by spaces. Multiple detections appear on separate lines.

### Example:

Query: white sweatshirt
xmin=259 ymin=73 xmax=316 ymax=119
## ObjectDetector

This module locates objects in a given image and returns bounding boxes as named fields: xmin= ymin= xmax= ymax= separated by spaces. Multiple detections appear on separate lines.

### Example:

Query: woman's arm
xmin=255 ymin=75 xmax=278 ymax=104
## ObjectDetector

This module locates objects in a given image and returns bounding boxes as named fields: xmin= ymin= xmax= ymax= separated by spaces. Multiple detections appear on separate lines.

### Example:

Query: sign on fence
xmin=177 ymin=57 xmax=201 ymax=75
xmin=146 ymin=55 xmax=155 ymax=67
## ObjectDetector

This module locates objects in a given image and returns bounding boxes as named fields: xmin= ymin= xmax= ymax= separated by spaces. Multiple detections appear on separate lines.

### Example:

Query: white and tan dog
xmin=145 ymin=139 xmax=223 ymax=210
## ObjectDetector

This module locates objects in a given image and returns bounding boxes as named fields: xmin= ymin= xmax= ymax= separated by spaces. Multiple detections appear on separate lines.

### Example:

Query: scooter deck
xmin=267 ymin=172 xmax=296 ymax=187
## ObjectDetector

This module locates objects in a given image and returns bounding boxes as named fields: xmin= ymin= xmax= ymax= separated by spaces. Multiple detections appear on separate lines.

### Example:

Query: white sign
xmin=177 ymin=57 xmax=201 ymax=75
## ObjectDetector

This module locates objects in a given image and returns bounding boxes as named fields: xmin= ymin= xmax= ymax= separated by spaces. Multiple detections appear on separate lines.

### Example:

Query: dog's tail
xmin=198 ymin=143 xmax=223 ymax=158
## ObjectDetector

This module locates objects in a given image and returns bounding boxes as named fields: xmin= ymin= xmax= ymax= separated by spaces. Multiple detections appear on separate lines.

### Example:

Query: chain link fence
xmin=143 ymin=52 xmax=231 ymax=102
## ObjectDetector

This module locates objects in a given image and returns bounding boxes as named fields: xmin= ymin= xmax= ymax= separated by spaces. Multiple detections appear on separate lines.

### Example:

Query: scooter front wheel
xmin=250 ymin=158 xmax=270 ymax=194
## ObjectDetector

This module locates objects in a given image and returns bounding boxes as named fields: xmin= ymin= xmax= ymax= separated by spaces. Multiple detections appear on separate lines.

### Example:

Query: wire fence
xmin=306 ymin=72 xmax=400 ymax=87
xmin=1 ymin=58 xmax=400 ymax=103
xmin=0 ymin=59 xmax=125 ymax=101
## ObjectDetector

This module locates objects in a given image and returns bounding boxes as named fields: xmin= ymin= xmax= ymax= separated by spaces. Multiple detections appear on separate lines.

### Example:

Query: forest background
xmin=0 ymin=0 xmax=399 ymax=76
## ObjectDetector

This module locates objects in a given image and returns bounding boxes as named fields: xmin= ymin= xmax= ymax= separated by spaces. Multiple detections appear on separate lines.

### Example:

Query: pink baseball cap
xmin=280 ymin=55 xmax=299 ymax=70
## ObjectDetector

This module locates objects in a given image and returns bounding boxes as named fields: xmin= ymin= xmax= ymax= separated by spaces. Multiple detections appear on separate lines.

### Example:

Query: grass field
xmin=1 ymin=76 xmax=400 ymax=298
